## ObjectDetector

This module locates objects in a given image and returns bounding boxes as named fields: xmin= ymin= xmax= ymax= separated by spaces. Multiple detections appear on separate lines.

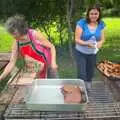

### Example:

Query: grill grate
xmin=103 ymin=78 xmax=120 ymax=101
xmin=4 ymin=81 xmax=120 ymax=120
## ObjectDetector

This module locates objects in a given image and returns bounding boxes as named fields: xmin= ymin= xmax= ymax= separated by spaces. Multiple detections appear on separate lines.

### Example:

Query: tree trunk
xmin=59 ymin=18 xmax=64 ymax=46
xmin=66 ymin=0 xmax=74 ymax=62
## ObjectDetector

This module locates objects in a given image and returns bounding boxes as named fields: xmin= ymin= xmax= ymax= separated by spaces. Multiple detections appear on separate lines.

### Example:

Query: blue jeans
xmin=74 ymin=49 xmax=96 ymax=82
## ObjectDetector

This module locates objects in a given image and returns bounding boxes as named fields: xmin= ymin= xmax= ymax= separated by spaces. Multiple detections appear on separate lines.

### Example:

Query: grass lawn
xmin=0 ymin=25 xmax=13 ymax=52
xmin=98 ymin=18 xmax=120 ymax=62
xmin=0 ymin=18 xmax=120 ymax=79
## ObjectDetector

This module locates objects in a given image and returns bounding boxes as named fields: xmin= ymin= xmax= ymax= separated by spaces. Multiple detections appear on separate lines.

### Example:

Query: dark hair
xmin=86 ymin=4 xmax=102 ymax=23
xmin=5 ymin=15 xmax=28 ymax=35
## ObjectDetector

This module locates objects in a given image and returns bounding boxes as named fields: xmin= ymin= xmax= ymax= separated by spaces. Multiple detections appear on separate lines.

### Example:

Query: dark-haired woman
xmin=75 ymin=5 xmax=106 ymax=91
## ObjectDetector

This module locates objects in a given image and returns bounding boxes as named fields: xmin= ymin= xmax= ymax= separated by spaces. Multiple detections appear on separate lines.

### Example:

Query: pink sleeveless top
xmin=17 ymin=29 xmax=51 ymax=78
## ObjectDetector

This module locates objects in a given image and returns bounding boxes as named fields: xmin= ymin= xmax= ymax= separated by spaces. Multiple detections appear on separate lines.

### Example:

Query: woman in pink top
xmin=0 ymin=15 xmax=58 ymax=81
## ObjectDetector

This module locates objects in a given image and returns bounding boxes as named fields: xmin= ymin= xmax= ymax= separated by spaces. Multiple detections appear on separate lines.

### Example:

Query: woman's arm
xmin=97 ymin=30 xmax=105 ymax=49
xmin=34 ymin=30 xmax=58 ymax=70
xmin=75 ymin=26 xmax=94 ymax=48
xmin=0 ymin=41 xmax=18 ymax=81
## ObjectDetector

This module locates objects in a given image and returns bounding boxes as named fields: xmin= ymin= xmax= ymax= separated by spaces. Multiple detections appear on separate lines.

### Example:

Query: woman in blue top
xmin=75 ymin=5 xmax=105 ymax=91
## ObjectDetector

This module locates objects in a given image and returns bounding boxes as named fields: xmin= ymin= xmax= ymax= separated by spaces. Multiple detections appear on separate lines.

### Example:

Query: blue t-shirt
xmin=76 ymin=18 xmax=105 ymax=41
xmin=75 ymin=19 xmax=105 ymax=54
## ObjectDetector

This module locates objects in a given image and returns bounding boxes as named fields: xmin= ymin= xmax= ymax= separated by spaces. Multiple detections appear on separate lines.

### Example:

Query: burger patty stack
xmin=97 ymin=60 xmax=120 ymax=79
xmin=61 ymin=85 xmax=82 ymax=103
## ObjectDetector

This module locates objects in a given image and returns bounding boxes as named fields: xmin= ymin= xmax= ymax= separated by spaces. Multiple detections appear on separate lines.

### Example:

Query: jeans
xmin=74 ymin=49 xmax=96 ymax=82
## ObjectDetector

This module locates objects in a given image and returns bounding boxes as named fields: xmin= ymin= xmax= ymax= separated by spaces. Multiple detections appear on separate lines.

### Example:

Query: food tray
xmin=97 ymin=60 xmax=120 ymax=81
xmin=25 ymin=79 xmax=88 ymax=112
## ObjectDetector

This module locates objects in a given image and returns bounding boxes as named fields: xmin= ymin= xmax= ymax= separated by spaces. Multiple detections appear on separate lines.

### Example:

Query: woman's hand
xmin=87 ymin=43 xmax=96 ymax=48
xmin=0 ymin=41 xmax=18 ymax=82
xmin=51 ymin=62 xmax=58 ymax=71
xmin=85 ymin=41 xmax=96 ymax=48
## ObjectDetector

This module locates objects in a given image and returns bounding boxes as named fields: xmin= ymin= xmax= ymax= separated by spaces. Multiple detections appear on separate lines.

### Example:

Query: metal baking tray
xmin=25 ymin=79 xmax=88 ymax=111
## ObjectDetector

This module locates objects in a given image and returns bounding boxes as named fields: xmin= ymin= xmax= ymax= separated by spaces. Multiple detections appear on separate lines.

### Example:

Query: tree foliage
xmin=0 ymin=0 xmax=67 ymax=24
xmin=0 ymin=0 xmax=119 ymax=47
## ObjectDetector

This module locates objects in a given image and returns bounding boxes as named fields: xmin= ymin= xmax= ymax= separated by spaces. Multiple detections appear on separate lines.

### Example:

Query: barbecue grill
xmin=0 ymin=57 xmax=120 ymax=120
xmin=97 ymin=60 xmax=120 ymax=101
xmin=4 ymin=81 xmax=120 ymax=120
